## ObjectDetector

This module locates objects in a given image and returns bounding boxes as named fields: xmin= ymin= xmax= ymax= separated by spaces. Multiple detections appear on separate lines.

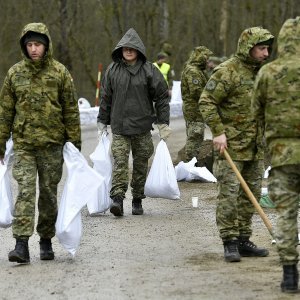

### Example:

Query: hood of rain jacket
xmin=112 ymin=28 xmax=146 ymax=63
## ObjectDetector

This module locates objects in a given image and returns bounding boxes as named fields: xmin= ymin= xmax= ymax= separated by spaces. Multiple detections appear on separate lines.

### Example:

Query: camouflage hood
xmin=236 ymin=26 xmax=274 ymax=64
xmin=277 ymin=16 xmax=300 ymax=57
xmin=112 ymin=28 xmax=146 ymax=62
xmin=186 ymin=46 xmax=213 ymax=69
xmin=19 ymin=22 xmax=53 ymax=61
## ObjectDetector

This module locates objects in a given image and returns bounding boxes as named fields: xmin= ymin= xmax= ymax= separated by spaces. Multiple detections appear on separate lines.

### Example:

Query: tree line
xmin=0 ymin=0 xmax=299 ymax=105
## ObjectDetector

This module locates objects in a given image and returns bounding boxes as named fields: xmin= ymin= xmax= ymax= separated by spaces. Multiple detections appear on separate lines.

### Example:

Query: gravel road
xmin=0 ymin=117 xmax=292 ymax=300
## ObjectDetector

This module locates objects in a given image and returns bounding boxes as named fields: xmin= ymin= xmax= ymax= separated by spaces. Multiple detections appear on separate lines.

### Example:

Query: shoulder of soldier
xmin=147 ymin=61 xmax=166 ymax=77
xmin=211 ymin=56 xmax=243 ymax=83
xmin=52 ymin=59 xmax=69 ymax=72
xmin=7 ymin=61 xmax=26 ymax=76
xmin=182 ymin=64 xmax=201 ymax=77
xmin=214 ymin=57 xmax=238 ymax=73
xmin=183 ymin=63 xmax=199 ymax=71
xmin=256 ymin=59 xmax=285 ymax=84
xmin=203 ymin=58 xmax=241 ymax=93
xmin=259 ymin=60 xmax=278 ymax=74
xmin=50 ymin=59 xmax=75 ymax=82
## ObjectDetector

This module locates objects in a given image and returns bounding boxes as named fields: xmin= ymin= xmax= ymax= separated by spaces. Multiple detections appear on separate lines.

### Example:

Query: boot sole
xmin=132 ymin=209 xmax=144 ymax=215
xmin=8 ymin=254 xmax=30 ymax=264
xmin=40 ymin=254 xmax=55 ymax=260
xmin=281 ymin=287 xmax=299 ymax=294
xmin=239 ymin=250 xmax=269 ymax=257
xmin=225 ymin=257 xmax=241 ymax=262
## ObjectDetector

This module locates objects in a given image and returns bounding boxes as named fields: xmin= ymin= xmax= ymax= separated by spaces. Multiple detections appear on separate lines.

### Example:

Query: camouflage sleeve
xmin=183 ymin=67 xmax=207 ymax=100
xmin=0 ymin=74 xmax=15 ymax=156
xmin=98 ymin=66 xmax=112 ymax=125
xmin=251 ymin=70 xmax=267 ymax=130
xmin=199 ymin=69 xmax=230 ymax=137
xmin=61 ymin=68 xmax=81 ymax=150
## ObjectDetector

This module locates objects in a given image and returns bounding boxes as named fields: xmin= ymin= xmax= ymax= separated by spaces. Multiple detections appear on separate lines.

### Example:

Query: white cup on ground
xmin=192 ymin=196 xmax=198 ymax=208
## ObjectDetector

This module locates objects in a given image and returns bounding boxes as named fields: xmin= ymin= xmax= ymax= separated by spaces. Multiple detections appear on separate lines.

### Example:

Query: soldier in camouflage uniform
xmin=181 ymin=46 xmax=213 ymax=165
xmin=252 ymin=17 xmax=300 ymax=293
xmin=97 ymin=28 xmax=170 ymax=217
xmin=0 ymin=23 xmax=81 ymax=263
xmin=199 ymin=27 xmax=274 ymax=262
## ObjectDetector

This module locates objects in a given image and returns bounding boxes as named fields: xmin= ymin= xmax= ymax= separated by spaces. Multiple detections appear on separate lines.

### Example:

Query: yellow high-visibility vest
xmin=153 ymin=62 xmax=170 ymax=85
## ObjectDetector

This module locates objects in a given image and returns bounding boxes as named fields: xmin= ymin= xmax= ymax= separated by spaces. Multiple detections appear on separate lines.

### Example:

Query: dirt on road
xmin=0 ymin=118 xmax=296 ymax=300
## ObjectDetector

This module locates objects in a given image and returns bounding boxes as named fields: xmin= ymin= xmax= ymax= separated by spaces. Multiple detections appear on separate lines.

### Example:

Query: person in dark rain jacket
xmin=97 ymin=28 xmax=171 ymax=217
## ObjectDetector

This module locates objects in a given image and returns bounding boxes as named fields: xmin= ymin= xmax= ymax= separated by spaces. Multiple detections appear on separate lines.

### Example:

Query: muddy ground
xmin=0 ymin=117 xmax=297 ymax=300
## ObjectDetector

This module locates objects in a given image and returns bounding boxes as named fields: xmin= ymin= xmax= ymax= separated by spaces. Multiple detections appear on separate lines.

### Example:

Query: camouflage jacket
xmin=181 ymin=46 xmax=213 ymax=122
xmin=252 ymin=17 xmax=300 ymax=167
xmin=0 ymin=23 xmax=81 ymax=156
xmin=199 ymin=27 xmax=274 ymax=160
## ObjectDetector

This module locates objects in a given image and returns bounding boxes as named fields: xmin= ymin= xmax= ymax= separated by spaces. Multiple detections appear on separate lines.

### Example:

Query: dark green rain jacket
xmin=0 ymin=22 xmax=81 ymax=156
xmin=199 ymin=27 xmax=274 ymax=160
xmin=97 ymin=28 xmax=170 ymax=135
xmin=252 ymin=17 xmax=300 ymax=167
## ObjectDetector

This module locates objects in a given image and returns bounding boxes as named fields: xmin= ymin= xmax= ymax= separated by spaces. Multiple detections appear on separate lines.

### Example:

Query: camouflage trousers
xmin=12 ymin=145 xmax=63 ymax=239
xmin=268 ymin=164 xmax=300 ymax=265
xmin=185 ymin=121 xmax=205 ymax=162
xmin=110 ymin=132 xmax=154 ymax=200
xmin=214 ymin=158 xmax=264 ymax=241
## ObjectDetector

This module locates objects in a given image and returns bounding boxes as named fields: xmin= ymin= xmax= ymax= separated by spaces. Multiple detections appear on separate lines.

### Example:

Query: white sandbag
xmin=175 ymin=157 xmax=217 ymax=183
xmin=145 ymin=140 xmax=180 ymax=200
xmin=88 ymin=133 xmax=112 ymax=214
xmin=175 ymin=157 xmax=197 ymax=181
xmin=56 ymin=142 xmax=106 ymax=256
xmin=0 ymin=138 xmax=14 ymax=228
xmin=78 ymin=97 xmax=91 ymax=108
xmin=189 ymin=166 xmax=217 ymax=183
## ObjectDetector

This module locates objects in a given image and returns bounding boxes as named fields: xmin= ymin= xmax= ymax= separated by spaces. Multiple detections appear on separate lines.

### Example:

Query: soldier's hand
xmin=157 ymin=124 xmax=172 ymax=141
xmin=213 ymin=133 xmax=227 ymax=154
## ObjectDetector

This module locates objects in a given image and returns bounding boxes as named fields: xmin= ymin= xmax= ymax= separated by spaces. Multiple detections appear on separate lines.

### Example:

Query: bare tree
xmin=219 ymin=0 xmax=228 ymax=56
xmin=57 ymin=0 xmax=72 ymax=70
xmin=1 ymin=0 xmax=300 ymax=103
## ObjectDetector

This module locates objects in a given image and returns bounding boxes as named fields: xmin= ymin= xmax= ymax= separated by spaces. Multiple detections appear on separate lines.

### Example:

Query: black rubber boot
xmin=238 ymin=237 xmax=269 ymax=257
xmin=223 ymin=239 xmax=241 ymax=262
xmin=132 ymin=198 xmax=144 ymax=215
xmin=281 ymin=265 xmax=299 ymax=293
xmin=8 ymin=239 xmax=30 ymax=264
xmin=40 ymin=238 xmax=55 ymax=260
xmin=110 ymin=196 xmax=124 ymax=216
